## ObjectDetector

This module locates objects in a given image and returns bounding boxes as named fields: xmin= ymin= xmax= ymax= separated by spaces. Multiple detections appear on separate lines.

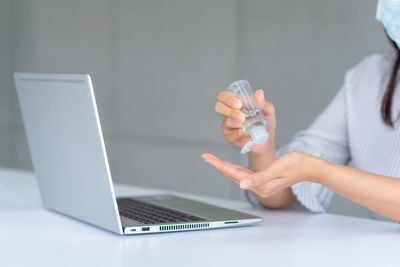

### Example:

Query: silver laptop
xmin=14 ymin=73 xmax=261 ymax=235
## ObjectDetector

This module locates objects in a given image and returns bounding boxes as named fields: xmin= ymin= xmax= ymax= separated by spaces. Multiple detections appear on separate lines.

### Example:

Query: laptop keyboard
xmin=117 ymin=198 xmax=205 ymax=225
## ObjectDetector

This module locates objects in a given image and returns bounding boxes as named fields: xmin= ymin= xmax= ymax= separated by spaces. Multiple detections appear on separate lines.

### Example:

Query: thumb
xmin=255 ymin=89 xmax=275 ymax=119
xmin=239 ymin=172 xmax=263 ymax=190
xmin=239 ymin=162 xmax=280 ymax=190
xmin=254 ymin=89 xmax=266 ymax=109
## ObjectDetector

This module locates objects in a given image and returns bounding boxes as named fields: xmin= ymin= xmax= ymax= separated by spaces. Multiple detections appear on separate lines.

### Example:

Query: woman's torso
xmin=346 ymin=53 xmax=400 ymax=220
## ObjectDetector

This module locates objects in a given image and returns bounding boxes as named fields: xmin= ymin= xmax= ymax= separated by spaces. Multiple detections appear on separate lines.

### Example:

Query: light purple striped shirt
xmin=248 ymin=53 xmax=400 ymax=221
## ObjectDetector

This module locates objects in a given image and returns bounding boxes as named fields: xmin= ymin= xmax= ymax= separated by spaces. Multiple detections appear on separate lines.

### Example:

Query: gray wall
xmin=0 ymin=0 xmax=391 ymax=218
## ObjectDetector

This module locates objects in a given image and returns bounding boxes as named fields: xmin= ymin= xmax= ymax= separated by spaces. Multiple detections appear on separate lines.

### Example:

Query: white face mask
xmin=377 ymin=0 xmax=400 ymax=47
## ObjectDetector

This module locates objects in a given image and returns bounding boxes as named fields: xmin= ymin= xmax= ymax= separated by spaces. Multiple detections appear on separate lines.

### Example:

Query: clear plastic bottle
xmin=226 ymin=80 xmax=269 ymax=154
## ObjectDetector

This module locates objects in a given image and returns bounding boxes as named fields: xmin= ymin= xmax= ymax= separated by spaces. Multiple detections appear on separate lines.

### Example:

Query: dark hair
xmin=382 ymin=37 xmax=400 ymax=127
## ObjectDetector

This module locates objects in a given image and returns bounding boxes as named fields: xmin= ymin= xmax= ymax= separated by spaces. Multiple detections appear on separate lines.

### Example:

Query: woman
xmin=202 ymin=0 xmax=400 ymax=222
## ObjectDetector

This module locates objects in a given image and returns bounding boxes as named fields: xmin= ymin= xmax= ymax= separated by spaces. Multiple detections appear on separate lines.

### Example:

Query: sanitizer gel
xmin=227 ymin=80 xmax=269 ymax=154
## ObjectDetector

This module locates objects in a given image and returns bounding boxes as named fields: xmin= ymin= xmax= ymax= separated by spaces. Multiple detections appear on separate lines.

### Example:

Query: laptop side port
xmin=141 ymin=227 xmax=150 ymax=231
xmin=224 ymin=221 xmax=239 ymax=224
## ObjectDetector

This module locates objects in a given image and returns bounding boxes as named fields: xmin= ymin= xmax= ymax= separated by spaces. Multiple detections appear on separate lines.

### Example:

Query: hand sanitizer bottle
xmin=227 ymin=80 xmax=269 ymax=154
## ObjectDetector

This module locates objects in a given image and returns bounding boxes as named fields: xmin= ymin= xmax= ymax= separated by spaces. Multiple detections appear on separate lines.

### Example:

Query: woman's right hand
xmin=214 ymin=89 xmax=276 ymax=155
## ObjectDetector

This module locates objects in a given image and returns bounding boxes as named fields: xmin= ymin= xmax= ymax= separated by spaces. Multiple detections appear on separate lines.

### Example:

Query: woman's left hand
xmin=202 ymin=152 xmax=325 ymax=198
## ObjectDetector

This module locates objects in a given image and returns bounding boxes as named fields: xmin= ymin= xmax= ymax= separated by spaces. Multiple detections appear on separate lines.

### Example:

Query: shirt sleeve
xmin=244 ymin=85 xmax=350 ymax=210
xmin=245 ymin=54 xmax=389 ymax=211
xmin=278 ymin=85 xmax=351 ymax=212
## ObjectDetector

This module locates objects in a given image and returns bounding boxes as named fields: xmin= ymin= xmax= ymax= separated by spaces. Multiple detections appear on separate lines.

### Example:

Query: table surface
xmin=0 ymin=168 xmax=399 ymax=267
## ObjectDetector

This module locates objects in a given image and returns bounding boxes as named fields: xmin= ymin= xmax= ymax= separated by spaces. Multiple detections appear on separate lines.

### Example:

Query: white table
xmin=0 ymin=168 xmax=398 ymax=267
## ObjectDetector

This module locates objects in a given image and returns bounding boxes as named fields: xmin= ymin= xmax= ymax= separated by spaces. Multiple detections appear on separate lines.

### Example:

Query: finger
xmin=216 ymin=106 xmax=245 ymax=124
xmin=217 ymin=91 xmax=242 ymax=109
xmin=254 ymin=89 xmax=275 ymax=118
xmin=225 ymin=128 xmax=248 ymax=138
xmin=201 ymin=153 xmax=217 ymax=160
xmin=227 ymin=109 xmax=246 ymax=124
xmin=262 ymin=101 xmax=275 ymax=118
xmin=203 ymin=154 xmax=250 ymax=174
xmin=224 ymin=117 xmax=243 ymax=129
xmin=221 ymin=127 xmax=249 ymax=145
xmin=240 ymin=160 xmax=285 ymax=189
xmin=205 ymin=158 xmax=242 ymax=184
xmin=202 ymin=154 xmax=251 ymax=182
xmin=254 ymin=89 xmax=266 ymax=109
xmin=202 ymin=154 xmax=249 ymax=174
xmin=210 ymin=160 xmax=251 ymax=184
xmin=233 ymin=137 xmax=253 ymax=148
xmin=215 ymin=102 xmax=234 ymax=118
xmin=207 ymin=155 xmax=252 ymax=174
xmin=221 ymin=124 xmax=245 ymax=139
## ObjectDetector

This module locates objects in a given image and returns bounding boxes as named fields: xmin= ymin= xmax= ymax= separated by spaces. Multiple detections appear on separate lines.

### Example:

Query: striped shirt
xmin=247 ymin=53 xmax=400 ymax=221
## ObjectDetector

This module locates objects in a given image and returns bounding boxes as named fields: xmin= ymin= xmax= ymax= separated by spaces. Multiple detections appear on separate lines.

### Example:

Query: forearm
xmin=310 ymin=159 xmax=400 ymax=222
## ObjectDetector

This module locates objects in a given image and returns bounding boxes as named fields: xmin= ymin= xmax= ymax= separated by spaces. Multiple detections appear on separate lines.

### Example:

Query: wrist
xmin=249 ymin=143 xmax=276 ymax=161
xmin=248 ymin=141 xmax=276 ymax=171
xmin=302 ymin=154 xmax=330 ymax=184
xmin=250 ymin=138 xmax=276 ymax=157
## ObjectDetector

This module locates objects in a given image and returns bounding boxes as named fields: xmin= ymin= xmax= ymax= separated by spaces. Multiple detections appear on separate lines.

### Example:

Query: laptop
xmin=14 ymin=73 xmax=261 ymax=235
